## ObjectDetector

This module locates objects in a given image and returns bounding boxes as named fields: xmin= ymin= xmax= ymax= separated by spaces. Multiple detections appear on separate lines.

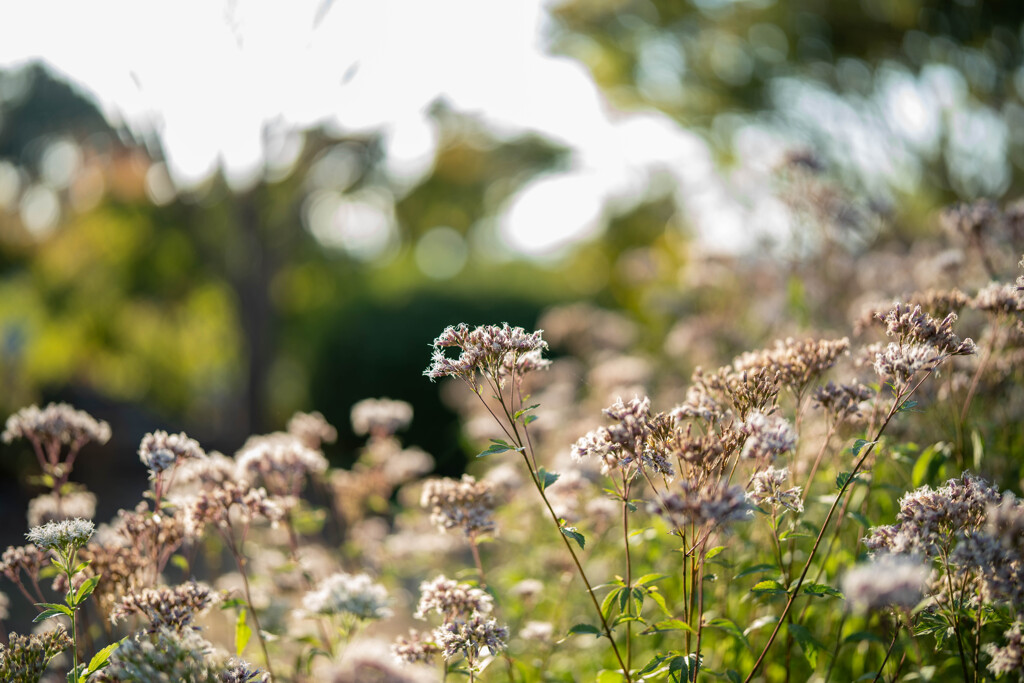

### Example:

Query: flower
xmin=26 ymin=518 xmax=94 ymax=552
xmin=740 ymin=411 xmax=797 ymax=460
xmin=350 ymin=398 xmax=414 ymax=437
xmin=109 ymin=581 xmax=217 ymax=632
xmin=841 ymin=554 xmax=930 ymax=611
xmin=414 ymin=576 xmax=492 ymax=620
xmin=420 ymin=475 xmax=496 ymax=537
xmin=299 ymin=572 xmax=392 ymax=620
xmin=425 ymin=323 xmax=549 ymax=386
xmin=748 ymin=466 xmax=803 ymax=513
xmin=138 ymin=431 xmax=206 ymax=475
xmin=2 ymin=403 xmax=110 ymax=446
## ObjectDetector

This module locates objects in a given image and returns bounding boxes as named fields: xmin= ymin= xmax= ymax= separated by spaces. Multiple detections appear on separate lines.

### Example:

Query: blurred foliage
xmin=2 ymin=0 xmax=1024 ymax=471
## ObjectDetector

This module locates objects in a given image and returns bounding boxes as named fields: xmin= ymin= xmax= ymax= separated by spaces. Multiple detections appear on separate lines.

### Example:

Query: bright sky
xmin=0 ymin=0 xmax=774 ymax=257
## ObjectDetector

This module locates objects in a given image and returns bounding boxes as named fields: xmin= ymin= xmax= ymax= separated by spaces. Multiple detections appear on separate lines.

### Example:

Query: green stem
xmin=744 ymin=373 xmax=929 ymax=683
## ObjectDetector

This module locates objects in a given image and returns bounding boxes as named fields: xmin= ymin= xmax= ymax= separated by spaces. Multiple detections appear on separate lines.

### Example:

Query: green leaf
xmin=568 ymin=623 xmax=603 ymax=638
xmin=638 ymin=654 xmax=670 ymax=676
xmin=522 ymin=414 xmax=538 ymax=426
xmin=970 ymin=429 xmax=984 ymax=472
xmin=896 ymin=400 xmax=921 ymax=413
xmin=851 ymin=439 xmax=876 ymax=458
xmin=704 ymin=545 xmax=725 ymax=559
xmin=513 ymin=404 xmax=540 ymax=420
xmin=170 ymin=554 xmax=190 ymax=573
xmin=601 ymin=587 xmax=623 ymax=620
xmin=707 ymin=618 xmax=751 ymax=650
xmin=634 ymin=573 xmax=665 ymax=586
xmin=836 ymin=472 xmax=860 ymax=489
xmin=79 ymin=637 xmax=126 ymax=681
xmin=596 ymin=670 xmax=626 ymax=683
xmin=668 ymin=655 xmax=692 ymax=683
xmin=71 ymin=560 xmax=91 ymax=575
xmin=750 ymin=580 xmax=788 ymax=596
xmin=802 ymin=583 xmax=844 ymax=599
xmin=560 ymin=526 xmax=585 ymax=550
xmin=641 ymin=619 xmax=695 ymax=635
xmin=726 ymin=670 xmax=742 ymax=683
xmin=646 ymin=587 xmax=672 ymax=616
xmin=778 ymin=529 xmax=813 ymax=541
xmin=34 ymin=608 xmax=69 ymax=623
xmin=538 ymin=467 xmax=560 ymax=490
xmin=220 ymin=598 xmax=246 ymax=610
xmin=476 ymin=442 xmax=517 ymax=458
xmin=35 ymin=602 xmax=73 ymax=616
xmin=788 ymin=623 xmax=825 ymax=669
xmin=235 ymin=608 xmax=252 ymax=656
xmin=912 ymin=442 xmax=949 ymax=488
xmin=73 ymin=576 xmax=101 ymax=607
xmin=734 ymin=563 xmax=777 ymax=580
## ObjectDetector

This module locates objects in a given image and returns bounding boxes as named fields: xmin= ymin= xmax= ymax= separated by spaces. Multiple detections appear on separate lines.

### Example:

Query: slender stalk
xmin=473 ymin=386 xmax=632 ymax=681
xmin=691 ymin=537 xmax=709 ymax=682
xmin=224 ymin=530 xmax=276 ymax=681
xmin=744 ymin=373 xmax=929 ymax=683
xmin=621 ymin=477 xmax=633 ymax=673
xmin=469 ymin=534 xmax=487 ymax=588
xmin=871 ymin=619 xmax=901 ymax=683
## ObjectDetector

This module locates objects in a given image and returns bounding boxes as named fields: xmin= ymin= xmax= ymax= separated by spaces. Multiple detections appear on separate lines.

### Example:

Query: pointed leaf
xmin=74 ymin=576 xmax=101 ymax=606
xmin=788 ymin=623 xmax=825 ymax=669
xmin=560 ymin=526 xmax=585 ymax=550
xmin=538 ymin=467 xmax=560 ymax=490
xmin=568 ymin=623 xmax=603 ymax=638
xmin=641 ymin=619 xmax=696 ymax=635
xmin=734 ymin=564 xmax=777 ymax=580
xmin=34 ymin=608 xmax=68 ymax=623
xmin=707 ymin=618 xmax=751 ymax=650
xmin=235 ymin=608 xmax=252 ymax=656
xmin=851 ymin=439 xmax=876 ymax=458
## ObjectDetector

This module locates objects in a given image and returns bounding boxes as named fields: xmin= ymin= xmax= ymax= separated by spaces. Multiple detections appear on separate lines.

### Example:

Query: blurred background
xmin=2 ymin=0 xmax=1024 ymax=521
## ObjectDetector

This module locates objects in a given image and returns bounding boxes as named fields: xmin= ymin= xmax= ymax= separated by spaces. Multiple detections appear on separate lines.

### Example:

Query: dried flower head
xmin=0 ymin=544 xmax=48 ymax=588
xmin=26 ymin=518 xmax=94 ymax=552
xmin=571 ymin=397 xmax=674 ymax=477
xmin=864 ymin=473 xmax=1002 ymax=558
xmin=392 ymin=629 xmax=442 ymax=665
xmin=652 ymin=481 xmax=751 ymax=530
xmin=876 ymin=304 xmax=976 ymax=356
xmin=414 ymin=576 xmax=493 ymax=620
xmin=286 ymin=410 xmax=338 ymax=449
xmin=27 ymin=489 xmax=97 ymax=528
xmin=221 ymin=659 xmax=270 ymax=683
xmin=740 ymin=411 xmax=797 ymax=461
xmin=0 ymin=626 xmax=72 ymax=682
xmin=748 ymin=466 xmax=804 ymax=513
xmin=811 ymin=381 xmax=873 ymax=422
xmin=842 ymin=554 xmax=930 ymax=611
xmin=420 ymin=475 xmax=496 ymax=537
xmin=425 ymin=323 xmax=549 ymax=387
xmin=93 ymin=625 xmax=231 ymax=682
xmin=299 ymin=572 xmax=392 ymax=620
xmin=138 ymin=431 xmax=206 ymax=476
xmin=941 ymin=199 xmax=999 ymax=238
xmin=109 ymin=581 xmax=217 ymax=632
xmin=235 ymin=433 xmax=328 ymax=496
xmin=733 ymin=337 xmax=850 ymax=392
xmin=973 ymin=282 xmax=1024 ymax=315
xmin=986 ymin=621 xmax=1024 ymax=678
xmin=872 ymin=343 xmax=944 ymax=389
xmin=2 ymin=403 xmax=110 ymax=446
xmin=184 ymin=481 xmax=285 ymax=538
xmin=434 ymin=612 xmax=508 ymax=662
xmin=351 ymin=398 xmax=414 ymax=437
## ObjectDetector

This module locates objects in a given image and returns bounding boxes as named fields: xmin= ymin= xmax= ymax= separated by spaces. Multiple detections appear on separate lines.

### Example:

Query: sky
xmin=1 ymin=0 xmax=995 ymax=259
xmin=0 ymin=0 xmax=772 ymax=257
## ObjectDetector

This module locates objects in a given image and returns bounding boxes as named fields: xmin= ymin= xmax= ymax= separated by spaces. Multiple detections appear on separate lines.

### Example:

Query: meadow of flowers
xmin=3 ymin=196 xmax=1024 ymax=682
